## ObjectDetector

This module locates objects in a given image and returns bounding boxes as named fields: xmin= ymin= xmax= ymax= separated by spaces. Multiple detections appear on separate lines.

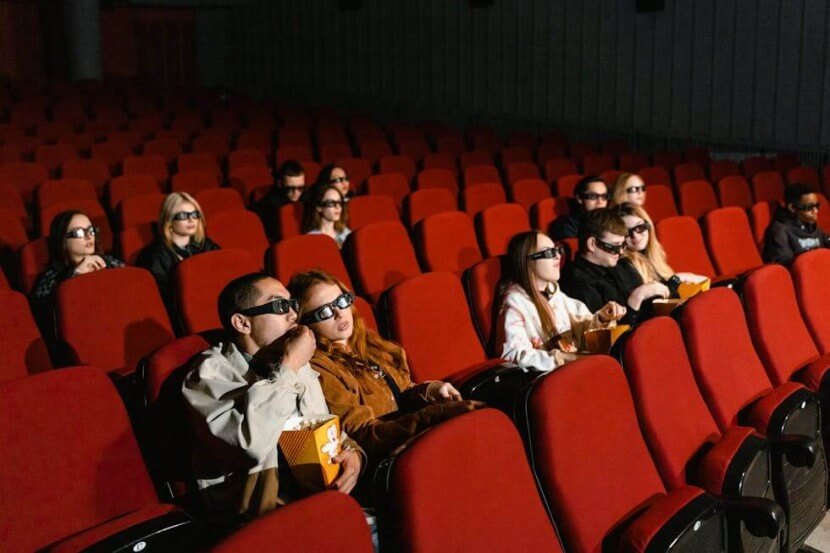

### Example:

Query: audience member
xmin=288 ymin=270 xmax=481 ymax=464
xmin=303 ymin=184 xmax=351 ymax=248
xmin=560 ymin=209 xmax=669 ymax=325
xmin=318 ymin=164 xmax=354 ymax=200
xmin=763 ymin=183 xmax=830 ymax=265
xmin=609 ymin=172 xmax=647 ymax=207
xmin=253 ymin=160 xmax=306 ymax=240
xmin=137 ymin=192 xmax=219 ymax=306
xmin=496 ymin=231 xmax=625 ymax=372
xmin=613 ymin=203 xmax=708 ymax=288
xmin=182 ymin=273 xmax=364 ymax=522
xmin=550 ymin=175 xmax=609 ymax=240
xmin=31 ymin=210 xmax=124 ymax=326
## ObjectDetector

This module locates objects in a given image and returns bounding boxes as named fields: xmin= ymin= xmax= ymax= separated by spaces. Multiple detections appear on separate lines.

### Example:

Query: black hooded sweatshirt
xmin=762 ymin=207 xmax=830 ymax=265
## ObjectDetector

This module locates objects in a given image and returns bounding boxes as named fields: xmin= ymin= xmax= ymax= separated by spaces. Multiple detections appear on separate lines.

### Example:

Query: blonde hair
xmin=158 ymin=192 xmax=207 ymax=249
xmin=609 ymin=172 xmax=643 ymax=207
xmin=613 ymin=203 xmax=674 ymax=282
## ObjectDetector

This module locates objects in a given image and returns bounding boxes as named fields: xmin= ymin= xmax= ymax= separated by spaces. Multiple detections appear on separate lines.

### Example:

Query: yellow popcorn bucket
xmin=278 ymin=414 xmax=342 ymax=492
xmin=677 ymin=278 xmax=711 ymax=299
xmin=583 ymin=325 xmax=631 ymax=354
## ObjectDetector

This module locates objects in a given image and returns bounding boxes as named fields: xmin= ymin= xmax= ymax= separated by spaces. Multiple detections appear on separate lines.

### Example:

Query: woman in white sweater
xmin=496 ymin=231 xmax=627 ymax=372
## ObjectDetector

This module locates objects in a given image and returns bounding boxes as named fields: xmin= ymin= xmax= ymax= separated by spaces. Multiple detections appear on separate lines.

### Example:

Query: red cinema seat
xmin=18 ymin=238 xmax=49 ymax=294
xmin=500 ymin=146 xmax=533 ymax=168
xmin=529 ymin=197 xmax=570 ymax=234
xmin=175 ymin=249 xmax=261 ymax=334
xmin=717 ymin=175 xmax=754 ymax=209
xmin=36 ymin=178 xmax=97 ymax=210
xmin=653 ymin=150 xmax=683 ymax=170
xmin=523 ymin=356 xmax=728 ymax=553
xmin=475 ymin=203 xmax=530 ymax=257
xmin=212 ymin=492 xmax=373 ymax=553
xmin=177 ymin=153 xmax=221 ymax=178
xmin=403 ymin=188 xmax=457 ymax=230
xmin=366 ymin=173 xmax=410 ymax=210
xmin=61 ymin=158 xmax=111 ymax=195
xmin=171 ymin=170 xmax=220 ymax=195
xmin=581 ymin=154 xmax=614 ymax=175
xmin=348 ymin=194 xmax=400 ymax=230
xmin=749 ymin=201 xmax=775 ymax=248
xmin=117 ymin=223 xmax=156 ymax=265
xmin=709 ymin=160 xmax=741 ymax=184
xmin=743 ymin=264 xmax=830 ymax=391
xmin=554 ymin=174 xmax=582 ymax=198
xmin=208 ymin=210 xmax=269 ymax=269
xmin=638 ymin=165 xmax=672 ymax=187
xmin=510 ymin=178 xmax=550 ymax=210
xmin=792 ymin=249 xmax=830 ymax=355
xmin=228 ymin=149 xmax=268 ymax=172
xmin=415 ymin=211 xmax=482 ymax=275
xmin=108 ymin=175 xmax=160 ymax=214
xmin=194 ymin=187 xmax=245 ymax=218
xmin=56 ymin=267 xmax=175 ymax=375
xmin=615 ymin=318 xmax=782 ymax=552
xmin=269 ymin=234 xmax=353 ymax=289
xmin=655 ymin=216 xmax=716 ymax=278
xmin=462 ymin=182 xmax=506 ymax=217
xmin=679 ymin=179 xmax=718 ymax=219
xmin=786 ymin=166 xmax=820 ymax=190
xmin=459 ymin=150 xmax=494 ymax=171
xmin=505 ymin=161 xmax=540 ymax=186
xmin=464 ymin=165 xmax=501 ymax=188
xmin=274 ymin=201 xmax=303 ymax=241
xmin=0 ymin=161 xmax=49 ymax=203
xmin=673 ymin=162 xmax=706 ymax=185
xmin=375 ymin=409 xmax=563 ymax=553
xmin=0 ymin=209 xmax=28 ymax=283
xmin=416 ymin=168 xmax=458 ymax=194
xmin=703 ymin=207 xmax=763 ymax=276
xmin=679 ymin=288 xmax=827 ymax=551
xmin=118 ymin=192 xmax=165 ymax=230
xmin=378 ymin=155 xmax=416 ymax=182
xmin=343 ymin=221 xmax=420 ymax=304
xmin=421 ymin=152 xmax=458 ymax=176
xmin=543 ymin=158 xmax=577 ymax=184
xmin=123 ymin=155 xmax=169 ymax=188
xmin=618 ymin=152 xmax=650 ymax=173
xmin=463 ymin=256 xmax=502 ymax=353
xmin=752 ymin=171 xmax=785 ymax=204
xmin=0 ymin=290 xmax=52 ymax=383
xmin=0 ymin=366 xmax=192 ymax=552
xmin=742 ymin=156 xmax=773 ymax=179
xmin=644 ymin=184 xmax=678 ymax=223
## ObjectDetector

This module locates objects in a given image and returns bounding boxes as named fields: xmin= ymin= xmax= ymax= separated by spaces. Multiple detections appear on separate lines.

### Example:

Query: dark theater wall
xmin=222 ymin=0 xmax=830 ymax=155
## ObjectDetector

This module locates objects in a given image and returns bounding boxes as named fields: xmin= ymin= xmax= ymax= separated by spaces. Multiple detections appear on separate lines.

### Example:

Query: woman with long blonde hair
xmin=288 ymin=269 xmax=479 ymax=462
xmin=137 ymin=191 xmax=219 ymax=305
xmin=609 ymin=172 xmax=647 ymax=207
xmin=612 ymin=202 xmax=708 ymax=287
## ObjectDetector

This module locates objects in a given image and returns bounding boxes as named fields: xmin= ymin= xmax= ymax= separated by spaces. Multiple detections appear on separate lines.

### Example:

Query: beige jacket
xmin=182 ymin=341 xmax=360 ymax=520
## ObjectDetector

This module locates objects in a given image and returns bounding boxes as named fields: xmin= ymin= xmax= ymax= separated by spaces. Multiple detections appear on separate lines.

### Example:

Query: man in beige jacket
xmin=182 ymin=273 xmax=363 ymax=522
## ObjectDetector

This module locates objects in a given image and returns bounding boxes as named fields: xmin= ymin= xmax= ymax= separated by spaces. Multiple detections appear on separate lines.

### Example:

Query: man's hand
xmin=330 ymin=449 xmax=361 ymax=495
xmin=257 ymin=325 xmax=316 ymax=372
xmin=598 ymin=301 xmax=627 ymax=323
xmin=73 ymin=255 xmax=106 ymax=275
xmin=627 ymin=282 xmax=670 ymax=310
xmin=428 ymin=381 xmax=463 ymax=403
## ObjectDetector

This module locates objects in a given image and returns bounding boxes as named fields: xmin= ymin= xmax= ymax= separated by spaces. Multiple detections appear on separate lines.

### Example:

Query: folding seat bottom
xmin=619 ymin=486 xmax=726 ymax=553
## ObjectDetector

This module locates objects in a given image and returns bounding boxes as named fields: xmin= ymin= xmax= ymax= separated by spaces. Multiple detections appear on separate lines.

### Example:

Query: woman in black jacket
xmin=137 ymin=191 xmax=219 ymax=306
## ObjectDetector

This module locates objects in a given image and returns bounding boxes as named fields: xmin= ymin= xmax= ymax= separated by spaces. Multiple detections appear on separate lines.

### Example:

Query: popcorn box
xmin=652 ymin=298 xmax=686 ymax=316
xmin=677 ymin=279 xmax=711 ymax=300
xmin=278 ymin=414 xmax=341 ymax=491
xmin=583 ymin=325 xmax=630 ymax=354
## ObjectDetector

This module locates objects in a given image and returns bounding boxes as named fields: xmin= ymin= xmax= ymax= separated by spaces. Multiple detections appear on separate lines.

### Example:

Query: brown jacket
xmin=311 ymin=350 xmax=478 ymax=463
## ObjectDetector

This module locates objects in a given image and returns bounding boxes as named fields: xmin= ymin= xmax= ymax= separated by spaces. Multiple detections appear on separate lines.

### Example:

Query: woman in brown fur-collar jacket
xmin=288 ymin=270 xmax=480 ymax=464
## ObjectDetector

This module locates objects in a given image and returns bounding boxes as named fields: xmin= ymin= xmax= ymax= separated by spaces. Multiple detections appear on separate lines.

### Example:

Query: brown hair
xmin=158 ymin=192 xmax=207 ymax=249
xmin=577 ymin=208 xmax=628 ymax=252
xmin=502 ymin=231 xmax=557 ymax=339
xmin=302 ymin=184 xmax=349 ymax=233
xmin=612 ymin=203 xmax=674 ymax=282
xmin=288 ymin=269 xmax=406 ymax=372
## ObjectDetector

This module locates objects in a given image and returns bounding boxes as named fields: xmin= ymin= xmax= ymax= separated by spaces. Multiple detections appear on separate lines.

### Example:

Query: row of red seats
xmin=10 ymin=253 xmax=824 ymax=551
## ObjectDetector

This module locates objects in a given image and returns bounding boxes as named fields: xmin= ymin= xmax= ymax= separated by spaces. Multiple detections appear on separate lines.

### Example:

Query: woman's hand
xmin=73 ymin=255 xmax=106 ymax=275
xmin=598 ymin=301 xmax=627 ymax=323
xmin=428 ymin=381 xmax=462 ymax=403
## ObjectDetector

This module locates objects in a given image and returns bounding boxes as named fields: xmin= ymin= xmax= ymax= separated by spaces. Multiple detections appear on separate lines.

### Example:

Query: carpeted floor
xmin=805 ymin=512 xmax=830 ymax=552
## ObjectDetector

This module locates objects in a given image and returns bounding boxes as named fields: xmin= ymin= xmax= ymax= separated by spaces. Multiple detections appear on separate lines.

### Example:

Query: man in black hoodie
xmin=763 ymin=183 xmax=830 ymax=265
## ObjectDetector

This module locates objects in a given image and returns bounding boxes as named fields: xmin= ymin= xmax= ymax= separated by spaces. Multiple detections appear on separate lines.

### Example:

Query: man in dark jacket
xmin=763 ymin=183 xmax=830 ymax=265
xmin=560 ymin=209 xmax=670 ymax=325
xmin=550 ymin=175 xmax=609 ymax=240
xmin=253 ymin=160 xmax=306 ymax=240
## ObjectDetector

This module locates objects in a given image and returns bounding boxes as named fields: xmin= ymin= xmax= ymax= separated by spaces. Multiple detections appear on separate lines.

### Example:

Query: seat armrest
xmin=768 ymin=434 xmax=818 ymax=468
xmin=720 ymin=496 xmax=786 ymax=539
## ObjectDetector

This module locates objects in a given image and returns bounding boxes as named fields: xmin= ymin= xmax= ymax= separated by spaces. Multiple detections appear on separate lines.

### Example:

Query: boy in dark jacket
xmin=763 ymin=183 xmax=830 ymax=265
xmin=550 ymin=175 xmax=609 ymax=240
